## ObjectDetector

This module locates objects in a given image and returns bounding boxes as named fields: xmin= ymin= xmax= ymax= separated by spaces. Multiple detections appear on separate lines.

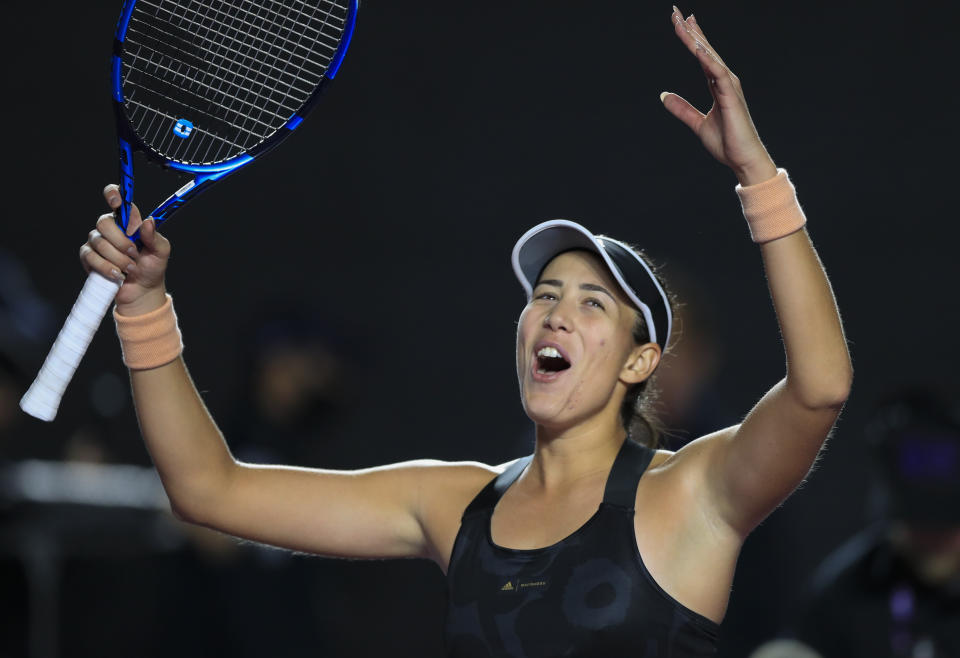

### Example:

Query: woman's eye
xmin=585 ymin=298 xmax=605 ymax=310
xmin=535 ymin=292 xmax=557 ymax=301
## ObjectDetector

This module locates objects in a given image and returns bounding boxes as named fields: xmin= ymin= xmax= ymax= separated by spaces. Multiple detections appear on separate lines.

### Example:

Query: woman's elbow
xmin=169 ymin=501 xmax=193 ymax=523
xmin=168 ymin=494 xmax=209 ymax=525
xmin=164 ymin=472 xmax=233 ymax=526
xmin=790 ymin=367 xmax=853 ymax=410
xmin=820 ymin=376 xmax=852 ymax=410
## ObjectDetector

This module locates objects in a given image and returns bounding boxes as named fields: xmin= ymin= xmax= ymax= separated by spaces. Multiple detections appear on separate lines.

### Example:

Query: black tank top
xmin=444 ymin=438 xmax=720 ymax=657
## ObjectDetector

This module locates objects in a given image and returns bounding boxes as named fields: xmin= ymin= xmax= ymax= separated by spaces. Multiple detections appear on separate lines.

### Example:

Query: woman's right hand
xmin=79 ymin=184 xmax=171 ymax=317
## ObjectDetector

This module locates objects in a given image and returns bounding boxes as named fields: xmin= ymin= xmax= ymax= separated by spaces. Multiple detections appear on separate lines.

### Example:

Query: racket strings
xmin=132 ymin=1 xmax=337 ymax=90
xmin=134 ymin=0 xmax=342 ymax=123
xmin=127 ymin=0 xmax=342 ymax=157
xmin=126 ymin=19 xmax=320 ymax=113
xmin=121 ymin=0 xmax=349 ymax=164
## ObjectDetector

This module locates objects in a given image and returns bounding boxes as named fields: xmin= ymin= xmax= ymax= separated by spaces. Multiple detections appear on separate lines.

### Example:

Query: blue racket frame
xmin=110 ymin=0 xmax=359 ymax=240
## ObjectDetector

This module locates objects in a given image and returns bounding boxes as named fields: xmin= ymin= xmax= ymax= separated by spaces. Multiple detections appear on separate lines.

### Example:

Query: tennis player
xmin=80 ymin=8 xmax=851 ymax=656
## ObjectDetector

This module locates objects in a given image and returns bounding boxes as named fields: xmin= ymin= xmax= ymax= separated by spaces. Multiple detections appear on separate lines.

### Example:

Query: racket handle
xmin=20 ymin=272 xmax=121 ymax=421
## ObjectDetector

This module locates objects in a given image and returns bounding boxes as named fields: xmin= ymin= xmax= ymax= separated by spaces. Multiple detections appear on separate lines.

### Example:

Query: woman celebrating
xmin=80 ymin=7 xmax=851 ymax=657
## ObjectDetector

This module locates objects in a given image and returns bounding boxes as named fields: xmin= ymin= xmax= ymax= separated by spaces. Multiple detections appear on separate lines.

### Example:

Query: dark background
xmin=1 ymin=1 xmax=957 ymax=656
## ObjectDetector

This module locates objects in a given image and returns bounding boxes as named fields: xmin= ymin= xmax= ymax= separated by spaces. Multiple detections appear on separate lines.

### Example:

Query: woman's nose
xmin=543 ymin=302 xmax=572 ymax=332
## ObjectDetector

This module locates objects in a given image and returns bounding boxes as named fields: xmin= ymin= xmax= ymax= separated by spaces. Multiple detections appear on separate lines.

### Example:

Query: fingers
xmin=671 ymin=7 xmax=699 ymax=54
xmin=659 ymin=92 xmax=705 ymax=134
xmin=94 ymin=212 xmax=135 ymax=254
xmin=138 ymin=217 xmax=172 ymax=260
xmin=675 ymin=9 xmax=727 ymax=68
xmin=80 ymin=239 xmax=127 ymax=282
xmin=126 ymin=203 xmax=143 ymax=236
xmin=103 ymin=184 xmax=121 ymax=208
xmin=693 ymin=42 xmax=743 ymax=106
xmin=670 ymin=7 xmax=741 ymax=102
xmin=102 ymin=183 xmax=143 ymax=236
xmin=671 ymin=7 xmax=723 ymax=64
xmin=686 ymin=15 xmax=710 ymax=49
xmin=85 ymin=185 xmax=171 ymax=282
xmin=81 ymin=214 xmax=138 ymax=280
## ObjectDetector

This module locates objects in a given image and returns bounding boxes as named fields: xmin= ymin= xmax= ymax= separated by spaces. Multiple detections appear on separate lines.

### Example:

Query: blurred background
xmin=1 ymin=1 xmax=957 ymax=656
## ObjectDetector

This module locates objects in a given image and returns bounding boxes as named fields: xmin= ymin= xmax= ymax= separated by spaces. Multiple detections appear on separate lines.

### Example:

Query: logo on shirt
xmin=500 ymin=579 xmax=548 ymax=593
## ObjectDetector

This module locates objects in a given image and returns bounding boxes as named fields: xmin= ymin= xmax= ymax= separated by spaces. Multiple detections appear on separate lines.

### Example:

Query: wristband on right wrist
xmin=113 ymin=294 xmax=183 ymax=370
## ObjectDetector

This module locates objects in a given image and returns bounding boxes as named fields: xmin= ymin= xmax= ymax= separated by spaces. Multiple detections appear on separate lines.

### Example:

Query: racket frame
xmin=112 ymin=0 xmax=359 ymax=238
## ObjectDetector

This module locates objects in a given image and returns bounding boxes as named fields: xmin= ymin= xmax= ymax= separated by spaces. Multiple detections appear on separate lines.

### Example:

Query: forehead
xmin=537 ymin=250 xmax=633 ymax=306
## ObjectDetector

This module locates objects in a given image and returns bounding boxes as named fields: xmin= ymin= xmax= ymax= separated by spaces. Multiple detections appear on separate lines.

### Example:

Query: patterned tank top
xmin=444 ymin=438 xmax=720 ymax=657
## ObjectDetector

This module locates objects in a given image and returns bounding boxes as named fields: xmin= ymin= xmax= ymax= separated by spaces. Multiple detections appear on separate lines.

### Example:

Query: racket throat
xmin=117 ymin=137 xmax=136 ymax=233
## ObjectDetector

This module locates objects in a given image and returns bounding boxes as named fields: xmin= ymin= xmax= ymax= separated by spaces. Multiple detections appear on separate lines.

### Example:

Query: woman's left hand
xmin=661 ymin=6 xmax=777 ymax=186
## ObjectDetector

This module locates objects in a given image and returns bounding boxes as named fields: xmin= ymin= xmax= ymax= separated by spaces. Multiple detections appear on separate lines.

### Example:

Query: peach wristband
xmin=735 ymin=168 xmax=807 ymax=243
xmin=113 ymin=294 xmax=183 ymax=370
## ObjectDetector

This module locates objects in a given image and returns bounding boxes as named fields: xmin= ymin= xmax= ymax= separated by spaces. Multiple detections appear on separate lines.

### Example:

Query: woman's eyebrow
xmin=535 ymin=279 xmax=564 ymax=288
xmin=580 ymin=282 xmax=616 ymax=301
xmin=534 ymin=280 xmax=616 ymax=301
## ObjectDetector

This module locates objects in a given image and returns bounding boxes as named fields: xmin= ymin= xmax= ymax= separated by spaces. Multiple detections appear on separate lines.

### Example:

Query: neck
xmin=526 ymin=413 xmax=627 ymax=493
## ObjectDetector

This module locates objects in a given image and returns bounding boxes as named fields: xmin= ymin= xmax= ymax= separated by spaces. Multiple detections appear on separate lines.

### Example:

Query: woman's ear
xmin=621 ymin=343 xmax=661 ymax=385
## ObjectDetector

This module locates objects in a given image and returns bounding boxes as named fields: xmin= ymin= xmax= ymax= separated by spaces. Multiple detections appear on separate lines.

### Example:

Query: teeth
xmin=537 ymin=346 xmax=562 ymax=358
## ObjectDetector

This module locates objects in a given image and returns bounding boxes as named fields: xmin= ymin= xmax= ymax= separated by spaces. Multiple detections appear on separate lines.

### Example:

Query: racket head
xmin=111 ymin=0 xmax=358 ymax=170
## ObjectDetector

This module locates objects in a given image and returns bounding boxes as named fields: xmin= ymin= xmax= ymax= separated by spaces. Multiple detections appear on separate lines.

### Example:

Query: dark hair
xmin=614 ymin=246 xmax=678 ymax=451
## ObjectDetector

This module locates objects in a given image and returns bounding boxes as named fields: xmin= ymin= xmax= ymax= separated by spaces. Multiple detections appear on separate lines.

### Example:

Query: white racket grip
xmin=20 ymin=272 xmax=121 ymax=421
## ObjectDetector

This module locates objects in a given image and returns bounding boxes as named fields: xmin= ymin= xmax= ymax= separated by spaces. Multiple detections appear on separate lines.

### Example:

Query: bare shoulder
xmin=648 ymin=425 xmax=742 ymax=479
xmin=336 ymin=457 xmax=504 ymax=498
xmin=352 ymin=457 xmax=503 ymax=523
xmin=409 ymin=457 xmax=506 ymax=483
xmin=647 ymin=447 xmax=676 ymax=470
xmin=399 ymin=457 xmax=508 ymax=501
xmin=639 ymin=426 xmax=745 ymax=531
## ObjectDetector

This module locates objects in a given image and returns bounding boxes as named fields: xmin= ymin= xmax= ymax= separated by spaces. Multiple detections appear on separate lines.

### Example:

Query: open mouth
xmin=535 ymin=346 xmax=571 ymax=375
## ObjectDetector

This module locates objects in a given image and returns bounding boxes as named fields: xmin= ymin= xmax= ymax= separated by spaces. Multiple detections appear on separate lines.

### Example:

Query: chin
xmin=521 ymin=395 xmax=587 ymax=431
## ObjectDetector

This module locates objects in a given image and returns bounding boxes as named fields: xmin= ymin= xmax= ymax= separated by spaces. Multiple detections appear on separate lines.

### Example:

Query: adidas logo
xmin=500 ymin=581 xmax=514 ymax=591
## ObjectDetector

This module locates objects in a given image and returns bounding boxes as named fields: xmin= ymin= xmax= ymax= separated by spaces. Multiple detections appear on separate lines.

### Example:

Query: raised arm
xmin=81 ymin=187 xmax=495 ymax=562
xmin=660 ymin=8 xmax=852 ymax=536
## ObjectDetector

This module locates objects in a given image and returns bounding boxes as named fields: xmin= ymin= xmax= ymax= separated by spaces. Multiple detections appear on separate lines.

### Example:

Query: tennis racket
xmin=20 ymin=0 xmax=359 ymax=421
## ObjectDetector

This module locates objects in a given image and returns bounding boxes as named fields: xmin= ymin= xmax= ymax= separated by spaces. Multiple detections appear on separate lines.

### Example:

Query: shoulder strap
xmin=602 ymin=439 xmax=655 ymax=510
xmin=462 ymin=455 xmax=533 ymax=519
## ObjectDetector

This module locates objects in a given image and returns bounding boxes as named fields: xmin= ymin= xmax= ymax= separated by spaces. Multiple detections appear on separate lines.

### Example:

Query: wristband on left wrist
xmin=735 ymin=168 xmax=807 ymax=244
